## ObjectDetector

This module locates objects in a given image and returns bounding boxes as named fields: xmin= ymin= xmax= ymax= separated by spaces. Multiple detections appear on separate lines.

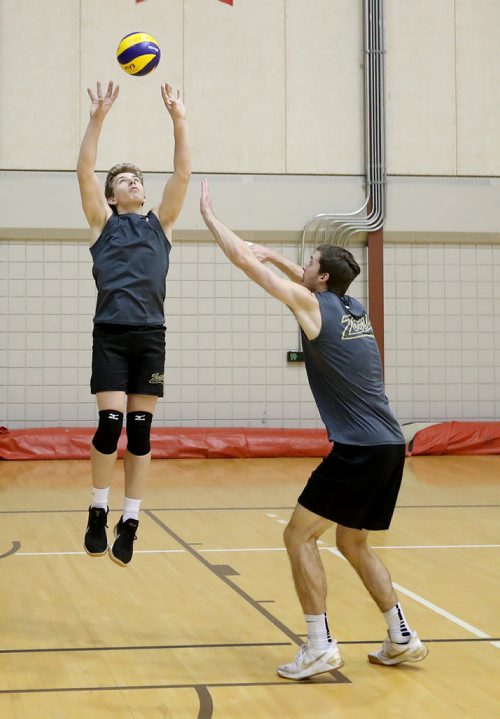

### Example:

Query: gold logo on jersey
xmin=341 ymin=314 xmax=374 ymax=340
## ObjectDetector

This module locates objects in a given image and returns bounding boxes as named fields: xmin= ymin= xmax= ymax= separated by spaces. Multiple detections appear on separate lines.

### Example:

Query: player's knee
xmin=283 ymin=521 xmax=301 ymax=551
xmin=126 ymin=411 xmax=153 ymax=456
xmin=336 ymin=529 xmax=366 ymax=559
xmin=92 ymin=410 xmax=124 ymax=455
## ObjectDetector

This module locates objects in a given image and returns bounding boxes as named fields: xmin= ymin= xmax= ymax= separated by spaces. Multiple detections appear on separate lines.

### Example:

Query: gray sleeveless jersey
xmin=90 ymin=211 xmax=171 ymax=325
xmin=301 ymin=291 xmax=404 ymax=445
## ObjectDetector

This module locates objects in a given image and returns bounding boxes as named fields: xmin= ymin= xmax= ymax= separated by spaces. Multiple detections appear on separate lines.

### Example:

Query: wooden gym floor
xmin=0 ymin=455 xmax=499 ymax=718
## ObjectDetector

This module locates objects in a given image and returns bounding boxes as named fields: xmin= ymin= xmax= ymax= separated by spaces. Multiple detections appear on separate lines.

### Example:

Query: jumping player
xmin=77 ymin=81 xmax=191 ymax=566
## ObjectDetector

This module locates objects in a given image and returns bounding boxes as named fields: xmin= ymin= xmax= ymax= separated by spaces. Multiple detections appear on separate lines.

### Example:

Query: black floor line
xmin=194 ymin=684 xmax=213 ymax=719
xmin=5 ymin=636 xmax=495 ymax=657
xmin=0 ymin=676 xmax=341 ymax=697
xmin=0 ymin=641 xmax=292 ymax=656
xmin=299 ymin=636 xmax=500 ymax=645
xmin=0 ymin=503 xmax=498 ymax=515
xmin=1 ymin=497 xmax=495 ymax=710
xmin=145 ymin=509 xmax=350 ymax=686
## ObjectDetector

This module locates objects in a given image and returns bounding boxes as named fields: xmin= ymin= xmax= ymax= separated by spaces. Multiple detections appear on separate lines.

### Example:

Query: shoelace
xmin=118 ymin=523 xmax=138 ymax=541
xmin=89 ymin=510 xmax=107 ymax=528
xmin=294 ymin=644 xmax=308 ymax=664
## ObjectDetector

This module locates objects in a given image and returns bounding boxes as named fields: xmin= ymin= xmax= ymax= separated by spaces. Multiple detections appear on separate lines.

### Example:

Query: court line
xmin=13 ymin=541 xmax=500 ymax=652
xmin=141 ymin=514 xmax=299 ymax=646
xmin=370 ymin=544 xmax=500 ymax=549
xmin=0 ymin=503 xmax=498 ymax=515
xmin=144 ymin=509 xmax=350 ymax=685
xmin=16 ymin=549 xmax=184 ymax=557
xmin=199 ymin=544 xmax=500 ymax=552
xmin=325 ymin=547 xmax=499 ymax=650
xmin=0 ymin=676 xmax=339 ymax=696
xmin=0 ymin=641 xmax=292 ymax=656
xmin=14 ymin=543 xmax=500 ymax=557
xmin=0 ymin=541 xmax=20 ymax=558
xmin=194 ymin=684 xmax=212 ymax=719
xmin=2 ymin=636 xmax=496 ymax=657
xmin=331 ymin=637 xmax=500 ymax=645
xmin=392 ymin=582 xmax=500 ymax=650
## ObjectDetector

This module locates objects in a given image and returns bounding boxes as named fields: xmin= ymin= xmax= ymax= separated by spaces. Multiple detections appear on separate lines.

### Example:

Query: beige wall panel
xmin=0 ymin=0 xmax=80 ymax=170
xmin=0 ymin=171 xmax=367 ymax=236
xmin=286 ymin=0 xmax=363 ymax=174
xmin=385 ymin=0 xmax=456 ymax=175
xmin=79 ymin=0 xmax=184 ymax=173
xmin=185 ymin=0 xmax=286 ymax=173
xmin=3 ymin=171 xmax=500 ymax=239
xmin=456 ymin=0 xmax=500 ymax=175
xmin=385 ymin=177 xmax=500 ymax=235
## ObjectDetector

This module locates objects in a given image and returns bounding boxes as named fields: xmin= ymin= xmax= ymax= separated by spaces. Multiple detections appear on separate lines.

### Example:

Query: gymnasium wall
xmin=1 ymin=0 xmax=500 ymax=430
xmin=1 ymin=0 xmax=499 ymax=175
xmin=0 ymin=237 xmax=364 ymax=429
xmin=3 ymin=232 xmax=500 ymax=429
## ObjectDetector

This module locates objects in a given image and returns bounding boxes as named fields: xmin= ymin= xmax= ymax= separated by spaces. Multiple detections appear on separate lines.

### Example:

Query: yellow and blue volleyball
xmin=116 ymin=32 xmax=161 ymax=77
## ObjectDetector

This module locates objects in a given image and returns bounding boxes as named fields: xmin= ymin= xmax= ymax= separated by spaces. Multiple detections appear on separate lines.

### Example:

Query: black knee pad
xmin=92 ymin=410 xmax=124 ymax=455
xmin=126 ymin=411 xmax=153 ymax=456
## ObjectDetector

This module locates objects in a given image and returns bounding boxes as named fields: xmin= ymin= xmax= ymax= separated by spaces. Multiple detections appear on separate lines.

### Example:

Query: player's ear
xmin=107 ymin=195 xmax=116 ymax=207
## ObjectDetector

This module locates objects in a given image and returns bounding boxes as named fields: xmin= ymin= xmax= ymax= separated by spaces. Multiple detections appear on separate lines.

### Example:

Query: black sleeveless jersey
xmin=90 ymin=211 xmax=171 ymax=326
xmin=301 ymin=292 xmax=404 ymax=445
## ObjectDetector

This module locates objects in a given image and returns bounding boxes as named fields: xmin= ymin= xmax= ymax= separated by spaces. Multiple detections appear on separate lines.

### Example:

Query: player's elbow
xmin=175 ymin=167 xmax=191 ymax=184
xmin=233 ymin=250 xmax=253 ymax=272
xmin=237 ymin=256 xmax=268 ymax=291
xmin=77 ymin=161 xmax=92 ymax=182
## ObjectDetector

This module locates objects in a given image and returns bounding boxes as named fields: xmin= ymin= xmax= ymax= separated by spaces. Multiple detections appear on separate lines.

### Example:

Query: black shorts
xmin=91 ymin=324 xmax=166 ymax=397
xmin=298 ymin=442 xmax=406 ymax=531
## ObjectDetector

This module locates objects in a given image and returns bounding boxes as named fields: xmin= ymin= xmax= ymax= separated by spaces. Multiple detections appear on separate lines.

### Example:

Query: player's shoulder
xmin=290 ymin=282 xmax=320 ymax=309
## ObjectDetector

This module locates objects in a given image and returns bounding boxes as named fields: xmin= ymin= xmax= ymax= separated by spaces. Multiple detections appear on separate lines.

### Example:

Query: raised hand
xmin=87 ymin=81 xmax=120 ymax=119
xmin=200 ymin=178 xmax=213 ymax=218
xmin=161 ymin=83 xmax=186 ymax=121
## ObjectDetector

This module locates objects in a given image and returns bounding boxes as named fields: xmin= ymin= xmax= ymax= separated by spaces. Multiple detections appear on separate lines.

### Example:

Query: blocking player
xmin=200 ymin=179 xmax=428 ymax=678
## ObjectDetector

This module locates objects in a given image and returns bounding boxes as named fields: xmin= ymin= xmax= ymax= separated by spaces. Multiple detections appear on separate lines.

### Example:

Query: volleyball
xmin=116 ymin=32 xmax=161 ymax=76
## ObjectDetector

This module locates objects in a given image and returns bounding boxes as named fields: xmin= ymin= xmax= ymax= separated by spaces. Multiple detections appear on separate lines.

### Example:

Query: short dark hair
xmin=105 ymin=163 xmax=144 ymax=213
xmin=316 ymin=244 xmax=361 ymax=295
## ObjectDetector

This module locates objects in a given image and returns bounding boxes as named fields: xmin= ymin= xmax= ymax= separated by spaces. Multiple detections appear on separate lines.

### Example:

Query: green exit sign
xmin=287 ymin=351 xmax=305 ymax=363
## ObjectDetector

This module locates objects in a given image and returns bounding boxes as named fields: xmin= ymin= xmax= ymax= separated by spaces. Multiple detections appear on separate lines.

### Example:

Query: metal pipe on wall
xmin=298 ymin=0 xmax=386 ymax=361
xmin=299 ymin=0 xmax=386 ymax=250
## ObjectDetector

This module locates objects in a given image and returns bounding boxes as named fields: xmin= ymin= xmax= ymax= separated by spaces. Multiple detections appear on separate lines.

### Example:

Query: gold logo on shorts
xmin=148 ymin=372 xmax=164 ymax=385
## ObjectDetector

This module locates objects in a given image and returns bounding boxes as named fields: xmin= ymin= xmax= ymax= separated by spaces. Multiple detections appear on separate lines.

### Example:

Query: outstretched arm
xmin=247 ymin=242 xmax=304 ymax=284
xmin=154 ymin=83 xmax=191 ymax=239
xmin=77 ymin=81 xmax=119 ymax=240
xmin=200 ymin=180 xmax=321 ymax=339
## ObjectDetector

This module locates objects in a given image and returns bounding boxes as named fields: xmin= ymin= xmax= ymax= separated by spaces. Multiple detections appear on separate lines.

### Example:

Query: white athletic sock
xmin=123 ymin=497 xmax=142 ymax=522
xmin=91 ymin=487 xmax=109 ymax=510
xmin=305 ymin=613 xmax=333 ymax=650
xmin=384 ymin=603 xmax=412 ymax=644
